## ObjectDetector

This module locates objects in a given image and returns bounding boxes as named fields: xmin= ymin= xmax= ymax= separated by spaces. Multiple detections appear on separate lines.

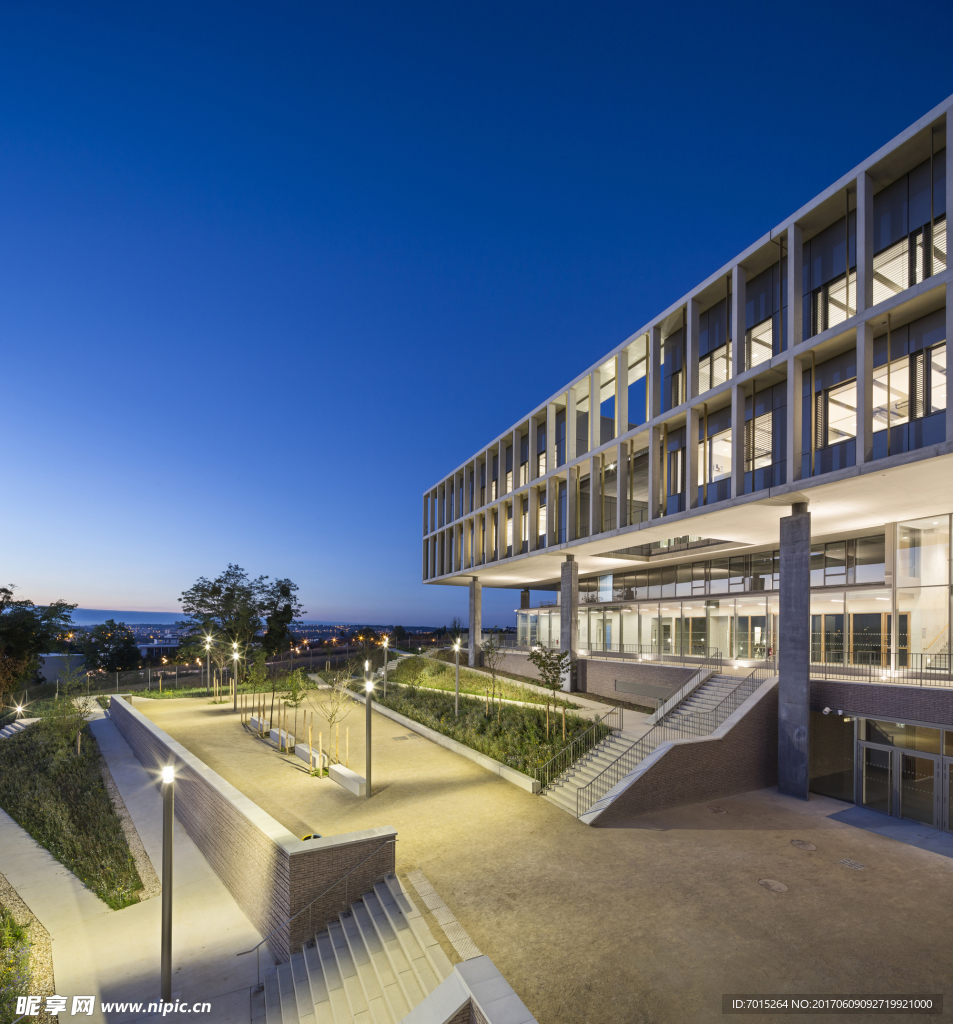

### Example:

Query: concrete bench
xmin=270 ymin=728 xmax=295 ymax=748
xmin=295 ymin=743 xmax=329 ymax=770
xmin=249 ymin=715 xmax=270 ymax=733
xmin=329 ymin=763 xmax=366 ymax=797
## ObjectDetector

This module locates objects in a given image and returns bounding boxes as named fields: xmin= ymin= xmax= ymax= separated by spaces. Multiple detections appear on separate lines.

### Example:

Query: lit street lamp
xmin=203 ymin=635 xmax=213 ymax=697
xmin=382 ymin=636 xmax=389 ymax=697
xmin=364 ymin=660 xmax=373 ymax=799
xmin=160 ymin=765 xmax=175 ymax=1002
xmin=453 ymin=640 xmax=461 ymax=717
xmin=232 ymin=648 xmax=240 ymax=712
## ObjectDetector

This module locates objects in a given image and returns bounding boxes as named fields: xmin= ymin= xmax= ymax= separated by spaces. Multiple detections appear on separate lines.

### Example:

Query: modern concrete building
xmin=422 ymin=96 xmax=953 ymax=827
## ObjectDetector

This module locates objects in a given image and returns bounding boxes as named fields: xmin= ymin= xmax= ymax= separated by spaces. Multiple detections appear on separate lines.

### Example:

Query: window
xmin=873 ymin=342 xmax=946 ymax=435
xmin=744 ymin=411 xmax=773 ymax=471
xmin=745 ymin=319 xmax=773 ymax=370
xmin=699 ymin=428 xmax=732 ymax=483
xmin=931 ymin=343 xmax=947 ymax=412
xmin=822 ymin=380 xmax=857 ymax=446
xmin=538 ymin=503 xmax=547 ymax=547
xmin=804 ymin=211 xmax=856 ymax=338
xmin=537 ymin=451 xmax=547 ymax=476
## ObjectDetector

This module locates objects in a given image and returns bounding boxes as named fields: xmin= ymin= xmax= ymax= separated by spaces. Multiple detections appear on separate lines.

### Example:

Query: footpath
xmin=0 ymin=705 xmax=262 ymax=1023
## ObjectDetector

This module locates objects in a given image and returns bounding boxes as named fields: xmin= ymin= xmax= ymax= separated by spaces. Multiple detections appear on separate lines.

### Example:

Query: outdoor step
xmin=363 ymin=891 xmax=427 ymax=1010
xmin=373 ymin=882 xmax=440 ymax=995
xmin=302 ymin=942 xmax=335 ymax=1024
xmin=278 ymin=962 xmax=302 ymax=1024
xmin=339 ymin=908 xmax=393 ymax=1024
xmin=264 ymin=973 xmax=283 ymax=1024
xmin=291 ymin=951 xmax=317 ymax=1024
xmin=381 ymin=875 xmax=453 ymax=982
xmin=328 ymin=919 xmax=371 ymax=1023
xmin=316 ymin=930 xmax=352 ymax=1024
xmin=351 ymin=899 xmax=410 ymax=1023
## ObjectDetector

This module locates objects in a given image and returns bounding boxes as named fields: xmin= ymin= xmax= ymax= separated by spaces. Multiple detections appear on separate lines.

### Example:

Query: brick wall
xmin=592 ymin=682 xmax=779 ymax=825
xmin=577 ymin=659 xmax=694 ymax=701
xmin=110 ymin=697 xmax=395 ymax=960
xmin=810 ymin=680 xmax=953 ymax=726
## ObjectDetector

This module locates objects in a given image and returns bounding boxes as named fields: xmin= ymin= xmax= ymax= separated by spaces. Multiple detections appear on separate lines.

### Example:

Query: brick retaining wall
xmin=109 ymin=697 xmax=395 ymax=960
xmin=591 ymin=682 xmax=779 ymax=825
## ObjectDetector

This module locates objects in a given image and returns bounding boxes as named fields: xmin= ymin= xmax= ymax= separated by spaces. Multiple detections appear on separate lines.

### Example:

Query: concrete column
xmin=589 ymin=455 xmax=601 ymax=535
xmin=616 ymin=440 xmax=628 ymax=528
xmin=856 ymin=173 xmax=873 ymax=314
xmin=566 ymin=387 xmax=577 ymax=463
xmin=786 ymin=224 xmax=803 ymax=351
xmin=546 ymin=475 xmax=558 ymax=546
xmin=778 ymin=501 xmax=811 ymax=800
xmin=497 ymin=501 xmax=506 ymax=559
xmin=686 ymin=405 xmax=700 ymax=509
xmin=615 ymin=350 xmax=629 ymax=437
xmin=647 ymin=423 xmax=661 ymax=520
xmin=731 ymin=264 xmax=746 ymax=377
xmin=566 ymin=467 xmax=577 ymax=541
xmin=730 ymin=383 xmax=745 ymax=498
xmin=528 ymin=417 xmax=538 ymax=481
xmin=856 ymin=321 xmax=874 ymax=464
xmin=528 ymin=488 xmax=539 ymax=552
xmin=590 ymin=371 xmax=601 ymax=451
xmin=559 ymin=556 xmax=578 ymax=689
xmin=468 ymin=577 xmax=482 ymax=667
xmin=520 ymin=589 xmax=530 ymax=609
xmin=785 ymin=357 xmax=803 ymax=482
xmin=546 ymin=403 xmax=556 ymax=476
xmin=649 ymin=326 xmax=662 ymax=420
xmin=685 ymin=298 xmax=700 ymax=401
xmin=948 ymin=286 xmax=953 ymax=441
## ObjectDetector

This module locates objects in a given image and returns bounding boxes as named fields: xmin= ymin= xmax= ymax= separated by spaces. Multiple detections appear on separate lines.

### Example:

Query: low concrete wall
xmin=349 ymin=692 xmax=541 ymax=794
xmin=402 ymin=955 xmax=537 ymax=1024
xmin=109 ymin=697 xmax=396 ymax=959
xmin=497 ymin=651 xmax=542 ymax=682
xmin=578 ymin=659 xmax=694 ymax=702
xmin=585 ymin=680 xmax=779 ymax=825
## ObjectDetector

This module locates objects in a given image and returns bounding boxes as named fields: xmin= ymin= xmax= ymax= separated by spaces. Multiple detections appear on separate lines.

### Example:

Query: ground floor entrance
xmin=811 ymin=709 xmax=953 ymax=831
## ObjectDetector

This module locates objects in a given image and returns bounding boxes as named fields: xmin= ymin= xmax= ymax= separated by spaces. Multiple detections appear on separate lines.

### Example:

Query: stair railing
xmin=237 ymin=837 xmax=397 ymax=989
xmin=533 ymin=705 xmax=623 ymax=790
xmin=575 ymin=661 xmax=777 ymax=818
xmin=645 ymin=649 xmax=722 ymax=726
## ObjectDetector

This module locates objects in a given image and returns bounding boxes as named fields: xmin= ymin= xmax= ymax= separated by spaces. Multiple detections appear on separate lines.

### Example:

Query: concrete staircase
xmin=256 ymin=874 xmax=454 ymax=1024
xmin=0 ymin=718 xmax=39 ymax=740
xmin=663 ymin=675 xmax=745 ymax=725
xmin=541 ymin=731 xmax=635 ymax=815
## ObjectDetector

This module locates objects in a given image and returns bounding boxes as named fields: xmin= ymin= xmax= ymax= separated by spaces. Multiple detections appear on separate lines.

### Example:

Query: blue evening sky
xmin=2 ymin=1 xmax=953 ymax=628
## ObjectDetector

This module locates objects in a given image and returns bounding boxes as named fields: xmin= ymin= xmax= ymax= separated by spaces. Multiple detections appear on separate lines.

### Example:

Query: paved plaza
xmin=138 ymin=695 xmax=953 ymax=1024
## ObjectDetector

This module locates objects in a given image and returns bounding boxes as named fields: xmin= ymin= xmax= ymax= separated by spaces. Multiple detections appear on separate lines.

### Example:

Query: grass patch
xmin=389 ymin=657 xmax=576 ymax=708
xmin=0 ymin=907 xmax=30 ymax=1024
xmin=0 ymin=721 xmax=143 ymax=909
xmin=366 ymin=681 xmax=606 ymax=777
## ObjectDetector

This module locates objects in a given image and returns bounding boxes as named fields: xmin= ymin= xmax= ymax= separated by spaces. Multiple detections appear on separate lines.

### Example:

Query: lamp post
xmin=203 ymin=636 xmax=212 ymax=696
xmin=232 ymin=644 xmax=239 ymax=712
xmin=453 ymin=640 xmax=461 ymax=717
xmin=160 ymin=765 xmax=175 ymax=1002
xmin=382 ymin=636 xmax=389 ymax=697
xmin=364 ymin=660 xmax=372 ymax=799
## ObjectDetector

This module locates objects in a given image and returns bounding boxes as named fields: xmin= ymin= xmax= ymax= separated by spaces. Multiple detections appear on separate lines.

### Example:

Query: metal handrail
xmin=237 ymin=837 xmax=396 ymax=988
xmin=533 ymin=705 xmax=623 ymax=790
xmin=645 ymin=650 xmax=722 ymax=725
xmin=576 ymin=662 xmax=777 ymax=818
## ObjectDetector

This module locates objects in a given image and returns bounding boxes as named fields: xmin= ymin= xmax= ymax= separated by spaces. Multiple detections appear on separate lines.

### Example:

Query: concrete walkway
xmin=0 ymin=707 xmax=263 ymax=1023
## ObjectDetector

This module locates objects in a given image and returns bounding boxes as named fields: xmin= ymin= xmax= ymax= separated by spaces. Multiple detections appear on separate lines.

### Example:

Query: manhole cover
xmin=758 ymin=879 xmax=788 ymax=892
xmin=707 ymin=806 xmax=727 ymax=814
xmin=791 ymin=840 xmax=817 ymax=851
xmin=840 ymin=858 xmax=866 ymax=871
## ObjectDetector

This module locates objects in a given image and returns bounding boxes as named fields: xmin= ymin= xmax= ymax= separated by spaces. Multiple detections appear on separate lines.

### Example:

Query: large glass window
xmin=811 ymin=592 xmax=845 ymax=663
xmin=825 ymin=380 xmax=857 ymax=444
xmin=897 ymin=587 xmax=949 ymax=668
xmin=865 ymin=719 xmax=941 ymax=753
xmin=898 ymin=516 xmax=950 ymax=587
xmin=847 ymin=590 xmax=892 ymax=666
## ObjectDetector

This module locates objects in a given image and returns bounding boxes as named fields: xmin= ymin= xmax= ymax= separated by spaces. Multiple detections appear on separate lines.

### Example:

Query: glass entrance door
xmin=900 ymin=754 xmax=938 ymax=825
xmin=862 ymin=746 xmax=892 ymax=814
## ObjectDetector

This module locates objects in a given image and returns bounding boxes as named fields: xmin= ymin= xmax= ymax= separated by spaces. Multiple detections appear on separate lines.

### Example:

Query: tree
xmin=0 ymin=585 xmax=76 ymax=686
xmin=391 ymin=625 xmax=408 ymax=646
xmin=283 ymin=668 xmax=309 ymax=709
xmin=178 ymin=564 xmax=305 ymax=661
xmin=528 ymin=646 xmax=572 ymax=735
xmin=313 ymin=664 xmax=355 ymax=764
xmin=83 ymin=620 xmax=141 ymax=672
xmin=480 ymin=633 xmax=506 ymax=720
xmin=246 ymin=650 xmax=270 ymax=693
xmin=260 ymin=578 xmax=304 ymax=656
